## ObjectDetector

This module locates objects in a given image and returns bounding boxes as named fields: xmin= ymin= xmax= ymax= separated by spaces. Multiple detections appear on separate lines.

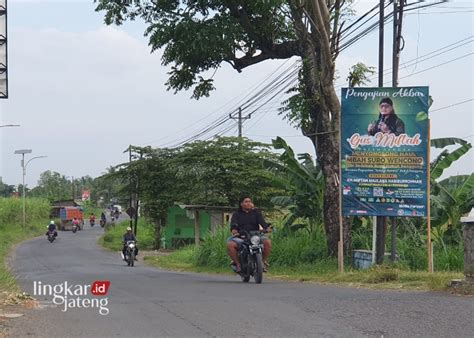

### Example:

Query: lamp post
xmin=14 ymin=149 xmax=47 ymax=227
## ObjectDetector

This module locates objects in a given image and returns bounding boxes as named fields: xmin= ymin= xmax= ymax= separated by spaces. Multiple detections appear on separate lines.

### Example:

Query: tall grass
xmin=101 ymin=218 xmax=157 ymax=251
xmin=0 ymin=198 xmax=51 ymax=293
xmin=194 ymin=224 xmax=329 ymax=269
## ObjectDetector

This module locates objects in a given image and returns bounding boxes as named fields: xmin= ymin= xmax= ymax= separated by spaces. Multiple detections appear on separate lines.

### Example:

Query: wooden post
xmin=194 ymin=210 xmax=200 ymax=246
xmin=427 ymin=120 xmax=433 ymax=273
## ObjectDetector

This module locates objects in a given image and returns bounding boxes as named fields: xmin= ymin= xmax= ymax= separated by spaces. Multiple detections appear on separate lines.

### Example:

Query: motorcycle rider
xmin=45 ymin=220 xmax=58 ymax=238
xmin=89 ymin=213 xmax=96 ymax=225
xmin=72 ymin=217 xmax=80 ymax=230
xmin=100 ymin=212 xmax=106 ymax=225
xmin=227 ymin=195 xmax=272 ymax=273
xmin=122 ymin=227 xmax=138 ymax=260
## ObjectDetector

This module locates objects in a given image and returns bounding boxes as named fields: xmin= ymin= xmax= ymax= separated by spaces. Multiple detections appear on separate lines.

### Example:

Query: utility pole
xmin=129 ymin=145 xmax=133 ymax=229
xmin=229 ymin=107 xmax=251 ymax=137
xmin=375 ymin=0 xmax=386 ymax=265
xmin=390 ymin=0 xmax=405 ymax=263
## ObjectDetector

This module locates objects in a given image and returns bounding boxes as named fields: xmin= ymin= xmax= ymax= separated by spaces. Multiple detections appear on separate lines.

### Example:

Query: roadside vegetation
xmin=143 ymin=225 xmax=463 ymax=291
xmin=100 ymin=219 xmax=156 ymax=252
xmin=0 ymin=198 xmax=50 ymax=295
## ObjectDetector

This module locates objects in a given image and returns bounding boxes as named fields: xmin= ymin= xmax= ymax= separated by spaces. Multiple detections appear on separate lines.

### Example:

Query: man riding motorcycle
xmin=227 ymin=196 xmax=272 ymax=273
xmin=89 ymin=213 xmax=96 ymax=225
xmin=45 ymin=220 xmax=58 ymax=238
xmin=122 ymin=227 xmax=138 ymax=260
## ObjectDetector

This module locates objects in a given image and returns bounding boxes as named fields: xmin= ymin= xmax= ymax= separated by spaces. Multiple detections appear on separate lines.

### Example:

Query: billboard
xmin=341 ymin=87 xmax=429 ymax=217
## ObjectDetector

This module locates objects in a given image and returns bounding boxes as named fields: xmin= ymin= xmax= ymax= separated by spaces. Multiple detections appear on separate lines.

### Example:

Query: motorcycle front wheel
xmin=254 ymin=253 xmax=263 ymax=284
xmin=130 ymin=252 xmax=135 ymax=267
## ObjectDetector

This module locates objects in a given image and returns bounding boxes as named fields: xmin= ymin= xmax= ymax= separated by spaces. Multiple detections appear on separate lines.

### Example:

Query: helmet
xmin=50 ymin=220 xmax=55 ymax=224
xmin=127 ymin=227 xmax=132 ymax=231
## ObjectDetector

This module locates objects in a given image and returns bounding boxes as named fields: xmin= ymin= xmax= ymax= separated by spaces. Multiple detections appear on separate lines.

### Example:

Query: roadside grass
xmin=0 ymin=198 xmax=50 ymax=295
xmin=100 ymin=218 xmax=156 ymax=251
xmin=99 ymin=220 xmax=465 ymax=292
xmin=144 ymin=250 xmax=463 ymax=291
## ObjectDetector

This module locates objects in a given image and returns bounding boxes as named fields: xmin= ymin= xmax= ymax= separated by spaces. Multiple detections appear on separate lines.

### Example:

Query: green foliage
xmin=102 ymin=219 xmax=157 ymax=251
xmin=0 ymin=198 xmax=51 ymax=293
xmin=194 ymin=228 xmax=230 ymax=268
xmin=107 ymin=137 xmax=282 ymax=223
xmin=0 ymin=181 xmax=15 ymax=197
xmin=266 ymin=137 xmax=324 ymax=233
xmin=430 ymin=138 xmax=472 ymax=180
xmin=346 ymin=62 xmax=376 ymax=88
xmin=193 ymin=220 xmax=328 ymax=269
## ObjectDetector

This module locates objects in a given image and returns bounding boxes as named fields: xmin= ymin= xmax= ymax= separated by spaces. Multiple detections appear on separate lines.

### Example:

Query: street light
xmin=14 ymin=149 xmax=47 ymax=227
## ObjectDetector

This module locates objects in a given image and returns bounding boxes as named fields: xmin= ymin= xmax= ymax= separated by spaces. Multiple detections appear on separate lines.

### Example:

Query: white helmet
xmin=127 ymin=227 xmax=132 ymax=231
xmin=50 ymin=220 xmax=55 ymax=224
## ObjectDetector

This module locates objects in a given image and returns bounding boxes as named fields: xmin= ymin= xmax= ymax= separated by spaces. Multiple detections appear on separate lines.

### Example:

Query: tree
xmin=96 ymin=0 xmax=354 ymax=255
xmin=0 ymin=181 xmax=15 ymax=197
xmin=29 ymin=171 xmax=72 ymax=201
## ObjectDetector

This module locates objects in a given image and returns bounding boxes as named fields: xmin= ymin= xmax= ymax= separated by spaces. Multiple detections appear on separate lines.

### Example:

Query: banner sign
xmin=341 ymin=87 xmax=429 ymax=217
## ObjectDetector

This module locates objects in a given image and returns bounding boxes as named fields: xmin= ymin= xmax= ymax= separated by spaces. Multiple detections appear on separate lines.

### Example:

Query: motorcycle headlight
xmin=250 ymin=235 xmax=260 ymax=245
xmin=129 ymin=243 xmax=135 ymax=248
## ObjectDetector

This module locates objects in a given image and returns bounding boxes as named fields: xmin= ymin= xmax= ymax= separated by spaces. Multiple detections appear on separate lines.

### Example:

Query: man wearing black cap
xmin=368 ymin=98 xmax=405 ymax=136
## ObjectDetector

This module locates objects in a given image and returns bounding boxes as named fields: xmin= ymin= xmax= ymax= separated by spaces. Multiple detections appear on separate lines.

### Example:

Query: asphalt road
xmin=7 ymin=220 xmax=474 ymax=337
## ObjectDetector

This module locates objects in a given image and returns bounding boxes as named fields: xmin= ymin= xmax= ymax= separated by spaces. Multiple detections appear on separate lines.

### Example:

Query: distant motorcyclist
xmin=122 ymin=227 xmax=138 ymax=260
xmin=227 ymin=195 xmax=272 ymax=273
xmin=89 ymin=213 xmax=96 ymax=224
xmin=46 ymin=220 xmax=58 ymax=238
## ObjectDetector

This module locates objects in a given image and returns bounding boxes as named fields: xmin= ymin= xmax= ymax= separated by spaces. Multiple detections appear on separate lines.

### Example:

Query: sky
xmin=0 ymin=0 xmax=473 ymax=188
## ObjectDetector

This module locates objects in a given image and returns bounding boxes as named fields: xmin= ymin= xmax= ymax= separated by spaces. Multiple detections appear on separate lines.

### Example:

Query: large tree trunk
xmin=288 ymin=1 xmax=351 ymax=257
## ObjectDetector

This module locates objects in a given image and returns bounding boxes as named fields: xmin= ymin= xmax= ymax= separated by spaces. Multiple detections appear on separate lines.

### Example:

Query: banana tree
xmin=429 ymin=138 xmax=473 ymax=247
xmin=265 ymin=137 xmax=324 ymax=234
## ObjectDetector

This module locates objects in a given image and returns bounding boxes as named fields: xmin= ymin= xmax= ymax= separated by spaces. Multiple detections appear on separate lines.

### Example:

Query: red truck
xmin=59 ymin=207 xmax=84 ymax=231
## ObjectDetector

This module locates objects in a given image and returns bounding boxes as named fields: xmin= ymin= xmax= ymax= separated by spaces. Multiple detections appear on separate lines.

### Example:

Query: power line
xmin=430 ymin=99 xmax=473 ymax=112
xmin=396 ymin=52 xmax=473 ymax=81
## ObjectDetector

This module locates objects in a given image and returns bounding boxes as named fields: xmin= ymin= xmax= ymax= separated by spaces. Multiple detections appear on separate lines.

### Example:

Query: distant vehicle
xmin=59 ymin=207 xmax=84 ymax=231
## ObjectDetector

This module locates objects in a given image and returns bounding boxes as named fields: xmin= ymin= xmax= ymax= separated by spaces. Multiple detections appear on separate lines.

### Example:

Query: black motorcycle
xmin=90 ymin=219 xmax=95 ymax=227
xmin=232 ymin=230 xmax=265 ymax=284
xmin=123 ymin=240 xmax=137 ymax=267
xmin=47 ymin=230 xmax=56 ymax=243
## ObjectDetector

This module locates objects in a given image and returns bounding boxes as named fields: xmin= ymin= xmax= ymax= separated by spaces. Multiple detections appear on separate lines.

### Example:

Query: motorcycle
xmin=100 ymin=219 xmax=105 ymax=228
xmin=232 ymin=230 xmax=266 ymax=284
xmin=47 ymin=230 xmax=56 ymax=243
xmin=72 ymin=223 xmax=78 ymax=233
xmin=90 ymin=219 xmax=95 ymax=227
xmin=122 ymin=240 xmax=137 ymax=267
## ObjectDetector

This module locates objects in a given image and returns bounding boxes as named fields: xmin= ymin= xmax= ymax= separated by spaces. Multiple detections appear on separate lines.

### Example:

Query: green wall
xmin=163 ymin=206 xmax=211 ymax=248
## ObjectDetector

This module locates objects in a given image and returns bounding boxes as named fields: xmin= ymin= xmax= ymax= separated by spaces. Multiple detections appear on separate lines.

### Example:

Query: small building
xmin=163 ymin=204 xmax=236 ymax=248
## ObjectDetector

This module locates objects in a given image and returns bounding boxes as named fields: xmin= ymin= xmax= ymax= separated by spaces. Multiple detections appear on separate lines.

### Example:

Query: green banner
xmin=341 ymin=87 xmax=429 ymax=217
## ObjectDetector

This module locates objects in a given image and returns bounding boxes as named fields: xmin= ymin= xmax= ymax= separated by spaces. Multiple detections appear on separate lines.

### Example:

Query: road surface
xmin=7 ymin=220 xmax=473 ymax=337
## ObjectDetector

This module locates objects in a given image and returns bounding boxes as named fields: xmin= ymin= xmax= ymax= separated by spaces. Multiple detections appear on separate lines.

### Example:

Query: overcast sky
xmin=0 ymin=0 xmax=473 ymax=188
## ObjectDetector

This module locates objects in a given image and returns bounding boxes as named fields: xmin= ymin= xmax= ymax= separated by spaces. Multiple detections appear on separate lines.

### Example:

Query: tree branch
xmin=229 ymin=40 xmax=301 ymax=72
